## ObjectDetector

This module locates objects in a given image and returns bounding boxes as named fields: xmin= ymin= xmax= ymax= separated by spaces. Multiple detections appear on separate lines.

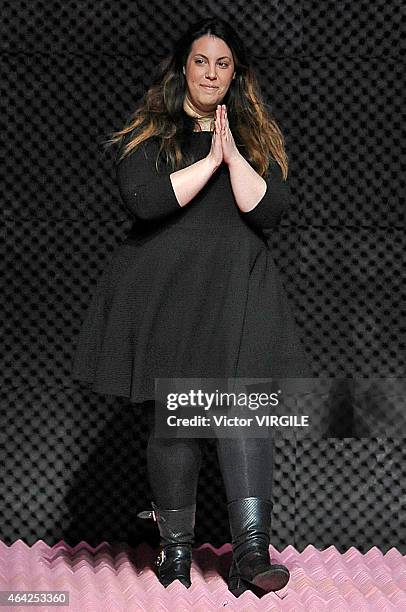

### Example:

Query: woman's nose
xmin=206 ymin=65 xmax=218 ymax=79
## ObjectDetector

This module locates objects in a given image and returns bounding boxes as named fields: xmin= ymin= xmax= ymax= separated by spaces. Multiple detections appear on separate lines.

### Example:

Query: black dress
xmin=70 ymin=130 xmax=311 ymax=402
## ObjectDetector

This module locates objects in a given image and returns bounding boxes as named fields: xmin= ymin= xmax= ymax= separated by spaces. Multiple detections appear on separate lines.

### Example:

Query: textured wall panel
xmin=1 ymin=1 xmax=405 ymax=554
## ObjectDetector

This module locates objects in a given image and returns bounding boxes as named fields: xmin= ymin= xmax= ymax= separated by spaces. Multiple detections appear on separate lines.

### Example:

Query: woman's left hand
xmin=217 ymin=104 xmax=241 ymax=166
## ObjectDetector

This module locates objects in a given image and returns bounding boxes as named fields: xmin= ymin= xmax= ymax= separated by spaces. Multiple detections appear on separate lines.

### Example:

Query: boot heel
xmin=228 ymin=559 xmax=250 ymax=597
xmin=229 ymin=559 xmax=290 ymax=597
xmin=228 ymin=573 xmax=250 ymax=597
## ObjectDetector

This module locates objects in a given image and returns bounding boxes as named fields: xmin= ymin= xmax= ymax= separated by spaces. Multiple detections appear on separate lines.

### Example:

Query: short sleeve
xmin=240 ymin=159 xmax=291 ymax=231
xmin=115 ymin=136 xmax=183 ymax=222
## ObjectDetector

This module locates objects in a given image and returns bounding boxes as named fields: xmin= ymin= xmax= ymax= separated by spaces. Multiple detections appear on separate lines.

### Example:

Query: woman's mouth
xmin=201 ymin=85 xmax=218 ymax=90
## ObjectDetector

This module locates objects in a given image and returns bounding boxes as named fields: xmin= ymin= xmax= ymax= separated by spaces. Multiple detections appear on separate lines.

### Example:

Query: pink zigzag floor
xmin=0 ymin=540 xmax=405 ymax=611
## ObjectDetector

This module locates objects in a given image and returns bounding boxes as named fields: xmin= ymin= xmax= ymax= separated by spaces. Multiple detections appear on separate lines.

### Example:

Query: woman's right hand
xmin=206 ymin=105 xmax=223 ymax=169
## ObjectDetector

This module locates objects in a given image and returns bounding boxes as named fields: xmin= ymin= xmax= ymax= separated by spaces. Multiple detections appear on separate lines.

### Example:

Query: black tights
xmin=145 ymin=405 xmax=274 ymax=509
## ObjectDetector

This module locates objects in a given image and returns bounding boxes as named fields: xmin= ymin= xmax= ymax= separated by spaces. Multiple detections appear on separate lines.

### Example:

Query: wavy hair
xmin=104 ymin=17 xmax=289 ymax=180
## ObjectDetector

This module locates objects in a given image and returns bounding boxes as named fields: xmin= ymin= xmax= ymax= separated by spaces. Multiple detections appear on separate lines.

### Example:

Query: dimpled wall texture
xmin=1 ymin=1 xmax=405 ymax=551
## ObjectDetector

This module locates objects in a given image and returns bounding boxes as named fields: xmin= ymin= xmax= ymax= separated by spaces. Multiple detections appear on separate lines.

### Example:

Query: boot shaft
xmin=227 ymin=496 xmax=272 ymax=550
xmin=151 ymin=500 xmax=196 ymax=547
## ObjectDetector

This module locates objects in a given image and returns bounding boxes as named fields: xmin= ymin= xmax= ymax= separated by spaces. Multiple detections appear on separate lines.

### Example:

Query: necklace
xmin=193 ymin=116 xmax=215 ymax=132
xmin=183 ymin=96 xmax=215 ymax=131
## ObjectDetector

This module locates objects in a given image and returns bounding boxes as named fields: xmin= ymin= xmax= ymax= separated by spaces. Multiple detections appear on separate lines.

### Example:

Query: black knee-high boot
xmin=138 ymin=500 xmax=196 ymax=588
xmin=227 ymin=496 xmax=290 ymax=597
xmin=140 ymin=406 xmax=202 ymax=588
xmin=216 ymin=436 xmax=290 ymax=596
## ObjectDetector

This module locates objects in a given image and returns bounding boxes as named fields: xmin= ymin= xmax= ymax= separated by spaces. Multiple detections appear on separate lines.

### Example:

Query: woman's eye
xmin=195 ymin=59 xmax=229 ymax=68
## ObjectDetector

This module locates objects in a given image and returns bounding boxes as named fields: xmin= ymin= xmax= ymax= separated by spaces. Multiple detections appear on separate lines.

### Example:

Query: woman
xmin=71 ymin=17 xmax=311 ymax=597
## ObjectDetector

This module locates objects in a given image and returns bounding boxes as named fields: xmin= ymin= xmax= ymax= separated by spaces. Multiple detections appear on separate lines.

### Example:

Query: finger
xmin=215 ymin=112 xmax=220 ymax=144
xmin=221 ymin=107 xmax=227 ymax=138
xmin=217 ymin=104 xmax=222 ymax=130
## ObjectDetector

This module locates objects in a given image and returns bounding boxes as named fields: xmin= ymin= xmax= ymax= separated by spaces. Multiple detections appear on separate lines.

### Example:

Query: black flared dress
xmin=70 ymin=130 xmax=311 ymax=403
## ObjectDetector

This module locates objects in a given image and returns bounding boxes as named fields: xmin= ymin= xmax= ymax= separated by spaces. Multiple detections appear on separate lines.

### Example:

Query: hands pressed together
xmin=166 ymin=103 xmax=267 ymax=212
xmin=207 ymin=104 xmax=242 ymax=168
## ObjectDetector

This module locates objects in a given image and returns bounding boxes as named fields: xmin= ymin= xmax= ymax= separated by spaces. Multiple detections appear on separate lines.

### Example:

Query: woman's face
xmin=183 ymin=34 xmax=235 ymax=115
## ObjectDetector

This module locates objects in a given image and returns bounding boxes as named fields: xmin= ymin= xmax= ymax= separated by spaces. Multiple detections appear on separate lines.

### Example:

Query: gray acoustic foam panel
xmin=1 ymin=1 xmax=405 ymax=552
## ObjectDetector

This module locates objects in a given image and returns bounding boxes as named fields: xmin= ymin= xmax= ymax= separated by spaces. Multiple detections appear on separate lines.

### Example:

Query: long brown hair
xmin=104 ymin=17 xmax=289 ymax=180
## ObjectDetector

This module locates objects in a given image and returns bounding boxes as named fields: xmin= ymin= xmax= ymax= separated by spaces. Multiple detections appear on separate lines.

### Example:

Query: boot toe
xmin=158 ymin=575 xmax=191 ymax=588
xmin=177 ymin=576 xmax=192 ymax=588
xmin=155 ymin=545 xmax=192 ymax=589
